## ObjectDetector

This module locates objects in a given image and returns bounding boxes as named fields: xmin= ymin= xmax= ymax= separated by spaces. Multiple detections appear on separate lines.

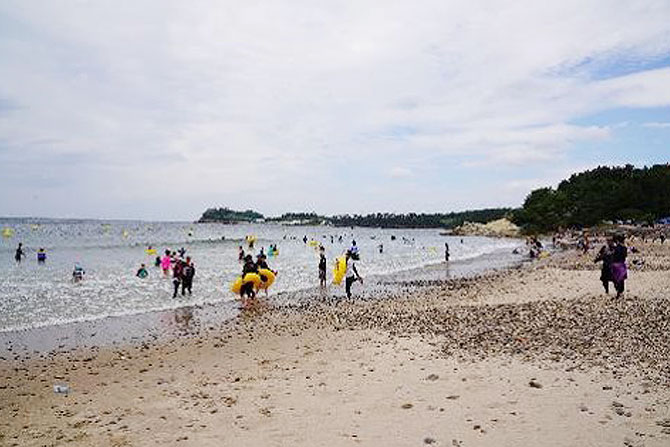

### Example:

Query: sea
xmin=0 ymin=218 xmax=523 ymax=351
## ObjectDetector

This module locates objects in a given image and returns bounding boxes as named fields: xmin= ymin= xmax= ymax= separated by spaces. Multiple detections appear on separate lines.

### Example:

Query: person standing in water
xmin=611 ymin=234 xmax=628 ymax=298
xmin=238 ymin=246 xmax=245 ymax=262
xmin=444 ymin=242 xmax=450 ymax=262
xmin=37 ymin=248 xmax=47 ymax=264
xmin=181 ymin=257 xmax=195 ymax=295
xmin=345 ymin=250 xmax=363 ymax=298
xmin=161 ymin=250 xmax=171 ymax=276
xmin=172 ymin=259 xmax=184 ymax=298
xmin=14 ymin=243 xmax=24 ymax=263
xmin=240 ymin=254 xmax=258 ymax=300
xmin=318 ymin=247 xmax=327 ymax=288
xmin=594 ymin=238 xmax=614 ymax=294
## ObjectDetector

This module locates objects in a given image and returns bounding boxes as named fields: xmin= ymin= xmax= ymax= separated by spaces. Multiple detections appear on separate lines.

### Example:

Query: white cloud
xmin=389 ymin=167 xmax=413 ymax=178
xmin=643 ymin=122 xmax=670 ymax=128
xmin=0 ymin=0 xmax=669 ymax=218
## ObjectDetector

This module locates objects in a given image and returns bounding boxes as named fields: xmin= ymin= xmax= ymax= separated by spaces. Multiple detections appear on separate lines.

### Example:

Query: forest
xmin=513 ymin=164 xmax=670 ymax=232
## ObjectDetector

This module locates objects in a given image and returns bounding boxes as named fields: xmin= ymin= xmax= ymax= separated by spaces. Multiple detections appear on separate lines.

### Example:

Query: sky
xmin=1 ymin=0 xmax=669 ymax=220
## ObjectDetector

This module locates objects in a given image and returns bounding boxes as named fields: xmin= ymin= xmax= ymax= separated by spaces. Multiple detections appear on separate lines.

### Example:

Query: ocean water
xmin=0 ymin=218 xmax=521 ymax=333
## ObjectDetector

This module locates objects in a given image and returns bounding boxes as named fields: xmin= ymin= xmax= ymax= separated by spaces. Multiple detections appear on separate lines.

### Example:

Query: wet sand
xmin=1 ymin=242 xmax=669 ymax=446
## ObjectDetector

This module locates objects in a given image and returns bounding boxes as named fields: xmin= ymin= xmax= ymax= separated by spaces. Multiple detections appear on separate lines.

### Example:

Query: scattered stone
xmin=401 ymin=403 xmax=413 ymax=409
xmin=529 ymin=380 xmax=543 ymax=389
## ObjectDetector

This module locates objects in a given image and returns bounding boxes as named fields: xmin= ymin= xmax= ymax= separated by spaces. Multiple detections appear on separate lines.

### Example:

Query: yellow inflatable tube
xmin=332 ymin=256 xmax=346 ymax=285
xmin=230 ymin=273 xmax=262 ymax=294
xmin=258 ymin=268 xmax=276 ymax=289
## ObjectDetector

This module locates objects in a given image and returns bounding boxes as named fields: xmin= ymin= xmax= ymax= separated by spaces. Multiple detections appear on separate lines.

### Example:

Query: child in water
xmin=72 ymin=264 xmax=85 ymax=282
xmin=136 ymin=263 xmax=148 ymax=278
xmin=161 ymin=250 xmax=171 ymax=276
xmin=37 ymin=248 xmax=47 ymax=264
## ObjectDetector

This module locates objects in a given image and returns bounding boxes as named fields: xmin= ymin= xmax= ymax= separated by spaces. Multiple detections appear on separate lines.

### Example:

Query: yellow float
xmin=308 ymin=240 xmax=319 ymax=247
xmin=2 ymin=228 xmax=14 ymax=238
xmin=258 ymin=268 xmax=276 ymax=289
xmin=332 ymin=256 xmax=347 ymax=285
xmin=230 ymin=273 xmax=262 ymax=294
xmin=145 ymin=248 xmax=157 ymax=255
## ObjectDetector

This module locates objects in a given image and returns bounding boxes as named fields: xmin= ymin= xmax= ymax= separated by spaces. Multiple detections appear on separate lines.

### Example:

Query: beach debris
xmin=401 ymin=403 xmax=413 ymax=409
xmin=528 ymin=380 xmax=543 ymax=389
xmin=425 ymin=374 xmax=439 ymax=381
xmin=53 ymin=384 xmax=70 ymax=395
xmin=424 ymin=437 xmax=436 ymax=444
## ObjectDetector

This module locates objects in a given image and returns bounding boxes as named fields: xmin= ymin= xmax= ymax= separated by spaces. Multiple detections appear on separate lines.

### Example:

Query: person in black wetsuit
xmin=610 ymin=234 xmax=628 ymax=298
xmin=594 ymin=238 xmax=615 ymax=294
xmin=15 ymin=243 xmax=24 ymax=263
xmin=181 ymin=257 xmax=195 ymax=295
xmin=444 ymin=242 xmax=450 ymax=262
xmin=318 ymin=247 xmax=327 ymax=288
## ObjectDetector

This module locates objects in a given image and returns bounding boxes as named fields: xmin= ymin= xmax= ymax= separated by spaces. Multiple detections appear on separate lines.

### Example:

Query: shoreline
xmin=1 ymin=242 xmax=669 ymax=446
xmin=0 ymin=245 xmax=524 ymax=354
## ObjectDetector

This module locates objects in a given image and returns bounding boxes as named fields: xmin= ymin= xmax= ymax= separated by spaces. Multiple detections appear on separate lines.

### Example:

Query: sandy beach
xmin=2 ymin=241 xmax=670 ymax=446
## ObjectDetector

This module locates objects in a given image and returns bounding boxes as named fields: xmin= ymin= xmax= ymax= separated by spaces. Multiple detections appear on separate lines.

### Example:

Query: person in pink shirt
xmin=161 ymin=250 xmax=172 ymax=276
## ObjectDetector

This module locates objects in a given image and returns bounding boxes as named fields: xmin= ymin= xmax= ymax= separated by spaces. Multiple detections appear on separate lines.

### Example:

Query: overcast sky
xmin=1 ymin=1 xmax=669 ymax=220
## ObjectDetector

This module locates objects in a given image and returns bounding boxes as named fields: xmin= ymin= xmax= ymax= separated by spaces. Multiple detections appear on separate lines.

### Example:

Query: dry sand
xmin=1 ymin=242 xmax=669 ymax=446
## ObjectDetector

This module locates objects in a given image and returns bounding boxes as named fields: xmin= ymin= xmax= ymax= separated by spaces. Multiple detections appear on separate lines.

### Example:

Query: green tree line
xmin=513 ymin=164 xmax=670 ymax=232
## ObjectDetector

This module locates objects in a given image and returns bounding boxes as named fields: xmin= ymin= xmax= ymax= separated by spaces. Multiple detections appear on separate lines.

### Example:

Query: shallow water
xmin=0 ymin=218 xmax=522 ymax=335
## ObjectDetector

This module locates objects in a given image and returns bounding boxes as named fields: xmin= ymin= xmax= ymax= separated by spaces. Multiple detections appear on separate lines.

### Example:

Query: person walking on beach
xmin=181 ymin=257 xmax=195 ymax=295
xmin=594 ymin=238 xmax=615 ymax=294
xmin=318 ymin=247 xmax=327 ymax=288
xmin=345 ymin=251 xmax=363 ymax=298
xmin=611 ymin=234 xmax=628 ymax=298
xmin=444 ymin=242 xmax=450 ymax=262
xmin=14 ymin=243 xmax=24 ymax=263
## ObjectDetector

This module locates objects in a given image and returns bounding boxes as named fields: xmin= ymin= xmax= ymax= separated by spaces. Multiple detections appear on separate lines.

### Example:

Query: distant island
xmin=197 ymin=164 xmax=670 ymax=233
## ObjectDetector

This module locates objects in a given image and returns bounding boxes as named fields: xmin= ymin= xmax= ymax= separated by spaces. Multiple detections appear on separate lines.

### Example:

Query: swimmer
xmin=379 ymin=243 xmax=383 ymax=254
xmin=14 ymin=243 xmax=24 ymax=263
xmin=178 ymin=247 xmax=186 ymax=258
xmin=238 ymin=246 xmax=245 ymax=262
xmin=136 ymin=263 xmax=149 ymax=279
xmin=72 ymin=264 xmax=85 ymax=282
xmin=37 ymin=248 xmax=46 ymax=264
xmin=154 ymin=256 xmax=161 ymax=267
